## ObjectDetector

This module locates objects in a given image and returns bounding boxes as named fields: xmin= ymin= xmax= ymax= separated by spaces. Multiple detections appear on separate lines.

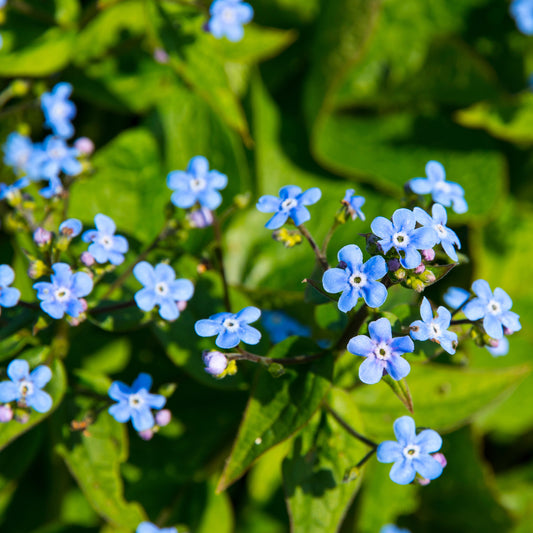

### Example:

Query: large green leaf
xmin=0 ymin=358 xmax=66 ymax=452
xmin=56 ymin=412 xmax=147 ymax=530
xmin=216 ymin=337 xmax=333 ymax=492
xmin=282 ymin=388 xmax=367 ymax=533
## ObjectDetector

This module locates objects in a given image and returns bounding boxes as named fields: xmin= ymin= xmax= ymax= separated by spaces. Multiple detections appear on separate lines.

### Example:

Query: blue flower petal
xmin=108 ymin=381 xmax=131 ymax=401
xmin=167 ymin=170 xmax=188 ymax=191
xmin=154 ymin=263 xmax=175 ymax=283
xmin=419 ymin=297 xmax=433 ymax=323
xmin=88 ymin=243 xmax=108 ymax=263
xmin=52 ymin=263 xmax=72 ymax=286
xmin=0 ymin=381 xmax=20 ymax=402
xmin=298 ymin=187 xmax=321 ymax=205
xmin=413 ymin=455 xmax=443 ymax=480
xmin=30 ymin=365 xmax=52 ymax=388
xmin=112 ymin=235 xmax=129 ymax=254
xmin=386 ymin=354 xmax=410 ymax=381
xmin=415 ymin=428 xmax=442 ymax=453
xmin=290 ymin=205 xmax=310 ymax=226
xmin=322 ymin=268 xmax=349 ymax=294
xmin=451 ymin=195 xmax=468 ymax=214
xmin=389 ymin=336 xmax=414 ymax=355
xmin=400 ymin=246 xmax=421 ymax=270
xmin=483 ymin=314 xmax=503 ymax=339
xmin=94 ymin=213 xmax=116 ymax=235
xmin=132 ymin=373 xmax=152 ymax=392
xmin=41 ymin=299 xmax=65 ymax=319
xmin=393 ymin=415 xmax=416 ymax=443
xmin=409 ymin=320 xmax=431 ymax=341
xmin=144 ymin=392 xmax=166 ymax=410
xmin=188 ymin=155 xmax=209 ymax=176
xmin=493 ymin=288 xmax=513 ymax=311
xmin=369 ymin=317 xmax=392 ymax=343
xmin=265 ymin=211 xmax=289 ymax=230
xmin=235 ymin=306 xmax=261 ymax=324
xmin=27 ymin=389 xmax=53 ymax=413
xmin=256 ymin=195 xmax=281 ymax=213
xmin=159 ymin=299 xmax=179 ymax=321
xmin=409 ymin=178 xmax=432 ymax=195
xmin=426 ymin=160 xmax=446 ymax=182
xmin=170 ymin=279 xmax=194 ymax=301
xmin=215 ymin=330 xmax=241 ymax=349
xmin=198 ymin=189 xmax=223 ymax=210
xmin=389 ymin=458 xmax=416 ymax=485
xmin=441 ymin=239 xmax=458 ymax=262
xmin=361 ymin=280 xmax=387 ymax=308
xmin=434 ymin=306 xmax=452 ymax=328
xmin=107 ymin=251 xmax=125 ymax=266
xmin=279 ymin=185 xmax=301 ymax=199
xmin=206 ymin=170 xmax=228 ymax=189
xmin=133 ymin=262 xmax=156 ymax=288
xmin=359 ymin=357 xmax=384 ymax=384
xmin=410 ymin=226 xmax=437 ymax=250
xmin=439 ymin=330 xmax=458 ymax=354
xmin=337 ymin=244 xmax=363 ymax=268
xmin=171 ymin=191 xmax=196 ymax=209
xmin=135 ymin=288 xmax=157 ymax=312
xmin=71 ymin=272 xmax=93 ymax=298
xmin=376 ymin=440 xmax=403 ymax=463
xmin=6 ymin=360 xmax=27 ymax=382
xmin=238 ymin=324 xmax=261 ymax=345
xmin=131 ymin=407 xmax=155 ymax=432
xmin=443 ymin=287 xmax=470 ymax=309
xmin=347 ymin=335 xmax=373 ymax=357
xmin=0 ymin=265 xmax=15 ymax=287
xmin=338 ymin=285 xmax=359 ymax=313
xmin=0 ymin=287 xmax=20 ymax=308
xmin=392 ymin=208 xmax=416 ymax=232
xmin=370 ymin=216 xmax=394 ymax=239
xmin=361 ymin=255 xmax=387 ymax=280
xmin=501 ymin=311 xmax=521 ymax=333
xmin=463 ymin=299 xmax=486 ymax=321
xmin=109 ymin=401 xmax=132 ymax=423
xmin=472 ymin=279 xmax=492 ymax=301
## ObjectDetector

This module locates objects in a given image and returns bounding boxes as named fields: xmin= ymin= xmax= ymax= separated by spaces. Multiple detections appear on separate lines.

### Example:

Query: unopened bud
xmin=81 ymin=252 xmax=95 ymax=266
xmin=414 ymin=263 xmax=426 ymax=274
xmin=10 ymin=79 xmax=30 ymax=97
xmin=234 ymin=192 xmax=251 ymax=209
xmin=420 ymin=270 xmax=436 ymax=284
xmin=138 ymin=429 xmax=154 ymax=441
xmin=187 ymin=207 xmax=213 ymax=228
xmin=417 ymin=477 xmax=431 ymax=486
xmin=503 ymin=327 xmax=514 ymax=336
xmin=153 ymin=48 xmax=169 ymax=64
xmin=412 ymin=279 xmax=425 ymax=293
xmin=177 ymin=300 xmax=188 ymax=312
xmin=421 ymin=248 xmax=436 ymax=262
xmin=272 ymin=228 xmax=302 ymax=248
xmin=0 ymin=404 xmax=13 ymax=423
xmin=202 ymin=350 xmax=228 ymax=377
xmin=155 ymin=409 xmax=171 ymax=427
xmin=15 ymin=412 xmax=30 ymax=424
xmin=59 ymin=218 xmax=82 ymax=238
xmin=33 ymin=227 xmax=52 ymax=246
xmin=28 ymin=260 xmax=48 ymax=280
xmin=395 ymin=268 xmax=406 ymax=280
xmin=74 ymin=137 xmax=95 ymax=156
xmin=388 ymin=258 xmax=401 ymax=272
xmin=432 ymin=452 xmax=447 ymax=468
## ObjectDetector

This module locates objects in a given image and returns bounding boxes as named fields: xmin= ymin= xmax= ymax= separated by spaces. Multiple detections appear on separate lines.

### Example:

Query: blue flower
xmin=167 ymin=156 xmax=228 ymax=210
xmin=262 ymin=311 xmax=311 ymax=344
xmin=347 ymin=317 xmax=414 ymax=384
xmin=342 ymin=189 xmax=366 ymax=221
xmin=0 ymin=178 xmax=29 ymax=201
xmin=40 ymin=176 xmax=63 ymax=199
xmin=486 ymin=337 xmax=509 ymax=357
xmin=371 ymin=208 xmax=437 ymax=270
xmin=413 ymin=204 xmax=461 ymax=262
xmin=39 ymin=136 xmax=82 ymax=181
xmin=408 ymin=161 xmax=468 ymax=214
xmin=0 ymin=359 xmax=53 ymax=413
xmin=257 ymin=185 xmax=322 ymax=230
xmin=82 ymin=214 xmax=129 ymax=265
xmin=41 ymin=82 xmax=77 ymax=139
xmin=133 ymin=262 xmax=194 ymax=321
xmin=380 ymin=526 xmax=411 ymax=533
xmin=59 ymin=218 xmax=82 ymax=237
xmin=137 ymin=522 xmax=177 ymax=533
xmin=510 ymin=0 xmax=533 ymax=35
xmin=463 ymin=280 xmax=521 ymax=340
xmin=195 ymin=306 xmax=261 ymax=349
xmin=33 ymin=263 xmax=93 ymax=319
xmin=323 ymin=244 xmax=388 ymax=312
xmin=443 ymin=286 xmax=470 ymax=309
xmin=410 ymin=297 xmax=458 ymax=354
xmin=207 ymin=0 xmax=254 ymax=42
xmin=203 ymin=350 xmax=229 ymax=376
xmin=0 ymin=265 xmax=20 ymax=309
xmin=3 ymin=133 xmax=34 ymax=175
xmin=377 ymin=416 xmax=444 ymax=485
xmin=108 ymin=373 xmax=166 ymax=432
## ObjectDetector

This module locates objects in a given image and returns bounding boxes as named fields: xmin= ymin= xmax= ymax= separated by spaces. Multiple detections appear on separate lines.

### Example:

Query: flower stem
xmin=450 ymin=319 xmax=472 ymax=326
xmin=212 ymin=214 xmax=232 ymax=312
xmin=302 ymin=278 xmax=337 ymax=302
xmin=226 ymin=348 xmax=326 ymax=366
xmin=89 ymin=300 xmax=136 ymax=315
xmin=324 ymin=404 xmax=377 ymax=448
xmin=321 ymin=219 xmax=341 ymax=255
xmin=298 ymin=224 xmax=330 ymax=272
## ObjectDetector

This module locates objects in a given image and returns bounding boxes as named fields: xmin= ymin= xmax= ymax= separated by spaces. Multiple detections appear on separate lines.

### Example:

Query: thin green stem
xmin=227 ymin=348 xmax=327 ymax=366
xmin=212 ymin=214 xmax=232 ymax=312
xmin=450 ymin=319 xmax=472 ymax=326
xmin=324 ymin=404 xmax=377 ymax=448
xmin=89 ymin=300 xmax=136 ymax=315
xmin=302 ymin=278 xmax=337 ymax=302
xmin=321 ymin=219 xmax=341 ymax=255
xmin=298 ymin=224 xmax=330 ymax=272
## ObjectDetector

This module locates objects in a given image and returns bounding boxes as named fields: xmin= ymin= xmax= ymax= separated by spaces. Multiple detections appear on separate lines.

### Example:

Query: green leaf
xmin=56 ymin=412 xmax=147 ymax=529
xmin=0 ymin=359 xmax=66 ymax=452
xmin=282 ymin=388 xmax=367 ymax=533
xmin=351 ymin=363 xmax=530 ymax=440
xmin=216 ymin=337 xmax=333 ymax=492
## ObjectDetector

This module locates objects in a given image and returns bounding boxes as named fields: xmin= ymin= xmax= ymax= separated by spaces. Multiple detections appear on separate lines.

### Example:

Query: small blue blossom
xmin=257 ymin=185 xmax=322 ymax=230
xmin=323 ymin=244 xmax=388 ymax=312
xmin=39 ymin=136 xmax=82 ymax=181
xmin=443 ymin=286 xmax=470 ymax=309
xmin=41 ymin=82 xmax=77 ymax=139
xmin=377 ymin=416 xmax=444 ymax=485
xmin=40 ymin=176 xmax=63 ymax=199
xmin=3 ymin=133 xmax=34 ymax=175
xmin=59 ymin=218 xmax=82 ymax=237
xmin=137 ymin=522 xmax=177 ymax=533
xmin=202 ymin=350 xmax=228 ymax=376
xmin=486 ymin=337 xmax=509 ymax=357
xmin=347 ymin=317 xmax=414 ymax=385
xmin=207 ymin=0 xmax=254 ymax=42
xmin=108 ymin=373 xmax=166 ymax=432
xmin=195 ymin=306 xmax=261 ymax=349
xmin=408 ymin=161 xmax=468 ymax=214
xmin=380 ymin=526 xmax=411 ymax=533
xmin=371 ymin=208 xmax=437 ymax=270
xmin=262 ymin=310 xmax=311 ymax=344
xmin=0 ymin=178 xmax=29 ymax=201
xmin=0 ymin=265 xmax=20 ymax=309
xmin=463 ymin=280 xmax=521 ymax=339
xmin=167 ymin=156 xmax=228 ymax=210
xmin=0 ymin=359 xmax=53 ymax=413
xmin=342 ymin=188 xmax=366 ymax=221
xmin=133 ymin=262 xmax=194 ymax=321
xmin=33 ymin=263 xmax=93 ymax=319
xmin=510 ymin=0 xmax=533 ymax=34
xmin=82 ymin=214 xmax=129 ymax=265
xmin=410 ymin=297 xmax=458 ymax=354
xmin=413 ymin=204 xmax=460 ymax=262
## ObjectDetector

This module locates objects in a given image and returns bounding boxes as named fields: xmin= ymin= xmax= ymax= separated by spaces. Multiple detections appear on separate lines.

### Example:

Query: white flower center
xmin=51 ymin=102 xmax=68 ymax=120
xmin=403 ymin=444 xmax=420 ymax=460
xmin=393 ymin=232 xmax=409 ymax=247
xmin=128 ymin=393 xmax=144 ymax=409
xmin=155 ymin=282 xmax=169 ymax=296
xmin=16 ymin=150 xmax=31 ymax=168
xmin=487 ymin=299 xmax=501 ymax=315
xmin=374 ymin=342 xmax=391 ymax=361
xmin=434 ymin=181 xmax=451 ymax=193
xmin=100 ymin=235 xmax=113 ymax=249
xmin=190 ymin=177 xmax=206 ymax=192
xmin=49 ymin=147 xmax=66 ymax=160
xmin=223 ymin=318 xmax=239 ymax=332
xmin=349 ymin=271 xmax=367 ymax=289
xmin=281 ymin=198 xmax=298 ymax=211
xmin=430 ymin=321 xmax=441 ymax=337
xmin=55 ymin=288 xmax=71 ymax=302
xmin=221 ymin=7 xmax=236 ymax=23
xmin=435 ymin=224 xmax=447 ymax=238
xmin=19 ymin=380 xmax=34 ymax=396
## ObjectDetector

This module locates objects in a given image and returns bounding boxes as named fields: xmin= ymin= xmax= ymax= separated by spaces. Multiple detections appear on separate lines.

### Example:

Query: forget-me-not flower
xmin=0 ymin=265 xmax=20 ymax=309
xmin=33 ymin=263 xmax=93 ymax=319
xmin=323 ymin=244 xmax=388 ymax=312
xmin=257 ymin=185 xmax=322 ymax=230
xmin=207 ymin=0 xmax=254 ymax=42
xmin=39 ymin=136 xmax=82 ymax=181
xmin=108 ymin=373 xmax=166 ymax=432
xmin=410 ymin=297 xmax=458 ymax=354
xmin=59 ymin=218 xmax=82 ymax=237
xmin=195 ymin=306 xmax=261 ymax=349
xmin=136 ymin=522 xmax=177 ymax=533
xmin=510 ymin=0 xmax=533 ymax=35
xmin=262 ymin=310 xmax=311 ymax=344
xmin=371 ymin=208 xmax=437 ymax=270
xmin=413 ymin=204 xmax=460 ymax=262
xmin=347 ymin=317 xmax=414 ymax=384
xmin=342 ymin=188 xmax=366 ymax=221
xmin=443 ymin=286 xmax=470 ymax=310
xmin=408 ymin=161 xmax=468 ymax=214
xmin=0 ymin=359 xmax=53 ymax=413
xmin=463 ymin=280 xmax=521 ymax=339
xmin=377 ymin=415 xmax=444 ymax=485
xmin=380 ymin=526 xmax=411 ymax=533
xmin=133 ymin=261 xmax=194 ymax=321
xmin=41 ymin=82 xmax=77 ymax=139
xmin=82 ymin=214 xmax=129 ymax=265
xmin=3 ymin=133 xmax=34 ymax=175
xmin=167 ymin=156 xmax=228 ymax=210
xmin=486 ymin=337 xmax=509 ymax=357
xmin=0 ymin=178 xmax=29 ymax=201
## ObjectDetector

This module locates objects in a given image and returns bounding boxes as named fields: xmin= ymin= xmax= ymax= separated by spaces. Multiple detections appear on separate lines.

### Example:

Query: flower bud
xmin=177 ymin=300 xmax=188 ymax=312
xmin=138 ymin=429 xmax=154 ymax=441
xmin=0 ymin=404 xmax=13 ymax=423
xmin=234 ymin=192 xmax=251 ymax=209
xmin=33 ymin=227 xmax=52 ymax=246
xmin=153 ymin=48 xmax=169 ymax=64
xmin=187 ymin=207 xmax=214 ymax=228
xmin=155 ymin=409 xmax=171 ymax=427
xmin=28 ymin=260 xmax=48 ymax=280
xmin=272 ymin=228 xmax=302 ymax=248
xmin=421 ymin=248 xmax=436 ymax=262
xmin=420 ymin=270 xmax=436 ymax=284
xmin=15 ymin=412 xmax=29 ymax=424
xmin=11 ymin=79 xmax=30 ymax=97
xmin=81 ymin=252 xmax=95 ymax=267
xmin=432 ymin=452 xmax=447 ymax=468
xmin=202 ymin=350 xmax=228 ymax=376
xmin=414 ymin=263 xmax=426 ymax=274
xmin=74 ymin=137 xmax=95 ymax=156
xmin=388 ymin=258 xmax=401 ymax=272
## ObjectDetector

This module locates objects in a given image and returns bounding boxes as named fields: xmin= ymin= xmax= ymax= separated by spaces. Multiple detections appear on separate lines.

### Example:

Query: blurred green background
xmin=0 ymin=0 xmax=532 ymax=532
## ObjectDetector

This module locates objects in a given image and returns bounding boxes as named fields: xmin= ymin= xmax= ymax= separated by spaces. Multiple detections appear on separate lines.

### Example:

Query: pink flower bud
xmin=74 ymin=137 xmax=95 ymax=155
xmin=155 ymin=409 xmax=171 ymax=427
xmin=177 ymin=300 xmax=188 ymax=312
xmin=79 ymin=298 xmax=88 ymax=312
xmin=0 ymin=404 xmax=13 ymax=423
xmin=421 ymin=249 xmax=436 ymax=262
xmin=138 ymin=429 xmax=154 ymax=441
xmin=153 ymin=48 xmax=169 ymax=64
xmin=414 ymin=263 xmax=426 ymax=274
xmin=187 ymin=207 xmax=214 ymax=228
xmin=33 ymin=227 xmax=52 ymax=246
xmin=81 ymin=252 xmax=95 ymax=266
xmin=432 ymin=452 xmax=447 ymax=468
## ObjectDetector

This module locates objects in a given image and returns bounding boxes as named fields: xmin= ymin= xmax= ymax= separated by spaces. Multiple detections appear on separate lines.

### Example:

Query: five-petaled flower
xmin=463 ymin=280 xmax=521 ymax=340
xmin=347 ymin=317 xmax=414 ymax=384
xmin=342 ymin=189 xmax=366 ymax=221
xmin=41 ymin=82 xmax=77 ymax=139
xmin=108 ymin=373 xmax=166 ymax=432
xmin=39 ymin=136 xmax=82 ymax=182
xmin=133 ymin=262 xmax=194 ymax=321
xmin=371 ymin=208 xmax=437 ymax=270
xmin=82 ymin=214 xmax=129 ymax=265
xmin=510 ymin=0 xmax=533 ymax=35
xmin=33 ymin=263 xmax=93 ymax=319
xmin=0 ymin=359 xmax=53 ymax=413
xmin=413 ymin=204 xmax=461 ymax=262
xmin=410 ymin=297 xmax=458 ymax=354
xmin=167 ymin=156 xmax=228 ymax=210
xmin=408 ymin=161 xmax=468 ymax=214
xmin=256 ymin=185 xmax=322 ymax=230
xmin=0 ymin=265 xmax=21 ymax=309
xmin=377 ymin=416 xmax=444 ymax=485
xmin=2 ymin=133 xmax=35 ymax=176
xmin=207 ymin=0 xmax=254 ymax=42
xmin=195 ymin=306 xmax=261 ymax=349
xmin=323 ymin=244 xmax=388 ymax=312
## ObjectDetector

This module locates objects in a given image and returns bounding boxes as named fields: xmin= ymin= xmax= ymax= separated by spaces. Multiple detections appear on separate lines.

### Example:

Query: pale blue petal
xmin=389 ymin=459 xmax=416 ymax=485
xmin=30 ymin=366 xmax=52 ymax=388
xmin=390 ymin=336 xmax=414 ymax=355
xmin=171 ymin=191 xmax=196 ymax=209
xmin=0 ymin=265 xmax=15 ymax=287
xmin=494 ymin=288 xmax=513 ymax=311
xmin=132 ymin=373 xmax=152 ymax=392
xmin=279 ymin=185 xmax=301 ymax=199
xmin=198 ymin=189 xmax=222 ymax=210
xmin=426 ymin=160 xmax=446 ymax=182
xmin=257 ymin=195 xmax=281 ymax=213
xmin=400 ymin=247 xmax=421 ymax=270
xmin=235 ymin=306 xmax=261 ymax=324
xmin=195 ymin=319 xmax=222 ymax=338
xmin=359 ymin=357 xmax=384 ymax=384
xmin=472 ymin=279 xmax=492 ymax=301
xmin=41 ymin=300 xmax=65 ymax=319
xmin=361 ymin=255 xmax=387 ymax=280
xmin=386 ymin=355 xmax=411 ymax=381
xmin=65 ymin=298 xmax=83 ymax=318
xmin=501 ymin=311 xmax=521 ymax=333
xmin=439 ymin=330 xmax=458 ymax=354
xmin=362 ymin=280 xmax=387 ymax=308
xmin=107 ymin=251 xmax=125 ymax=266
xmin=170 ymin=279 xmax=194 ymax=301
xmin=338 ymin=244 xmax=363 ymax=268
xmin=27 ymin=389 xmax=53 ymax=413
xmin=409 ymin=320 xmax=431 ymax=341
xmin=393 ymin=415 xmax=416 ymax=443
xmin=154 ymin=263 xmax=176 ymax=283
xmin=322 ymin=268 xmax=348 ymax=294
xmin=415 ymin=428 xmax=442 ymax=453
xmin=206 ymin=170 xmax=227 ymax=189
xmin=159 ymin=299 xmax=179 ymax=321
xmin=112 ymin=235 xmax=129 ymax=254
xmin=435 ymin=306 xmax=452 ymax=328
xmin=0 ymin=381 xmax=20 ymax=402
xmin=370 ymin=216 xmax=394 ymax=239
xmin=376 ymin=440 xmax=403 ymax=463
xmin=109 ymin=402 xmax=132 ymax=423
xmin=167 ymin=170 xmax=189 ymax=191
xmin=392 ymin=209 xmax=415 ymax=232
xmin=81 ymin=230 xmax=98 ymax=243
xmin=338 ymin=286 xmax=359 ymax=313
xmin=88 ymin=243 xmax=108 ymax=263
xmin=108 ymin=381 xmax=131 ymax=401
xmin=347 ymin=335 xmax=373 ymax=356
xmin=265 ymin=211 xmax=289 ymax=230
xmin=410 ymin=227 xmax=438 ymax=250
xmin=432 ymin=203 xmax=448 ymax=224
xmin=451 ymin=196 xmax=468 ymax=214
xmin=52 ymin=263 xmax=72 ymax=286
xmin=290 ymin=205 xmax=310 ymax=226
xmin=71 ymin=272 xmax=93 ymax=297
xmin=413 ymin=455 xmax=443 ymax=480
xmin=131 ymin=407 xmax=155 ymax=431
xmin=298 ymin=187 xmax=321 ymax=206
xmin=483 ymin=314 xmax=503 ymax=339
xmin=135 ymin=288 xmax=156 ymax=312
xmin=443 ymin=287 xmax=470 ymax=309
xmin=409 ymin=178 xmax=432 ymax=195
xmin=463 ymin=299 xmax=486 ymax=321
xmin=441 ymin=239 xmax=458 ymax=262
xmin=145 ymin=393 xmax=166 ymax=410
xmin=188 ymin=156 xmax=209 ymax=176
xmin=413 ymin=206 xmax=433 ymax=227
xmin=0 ymin=287 xmax=20 ymax=307
xmin=369 ymin=317 xmax=392 ymax=343
xmin=238 ymin=325 xmax=261 ymax=345
xmin=133 ymin=262 xmax=156 ymax=288
xmin=216 ymin=330 xmax=241 ymax=349
xmin=420 ymin=297 xmax=433 ymax=323
xmin=94 ymin=214 xmax=115 ymax=235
